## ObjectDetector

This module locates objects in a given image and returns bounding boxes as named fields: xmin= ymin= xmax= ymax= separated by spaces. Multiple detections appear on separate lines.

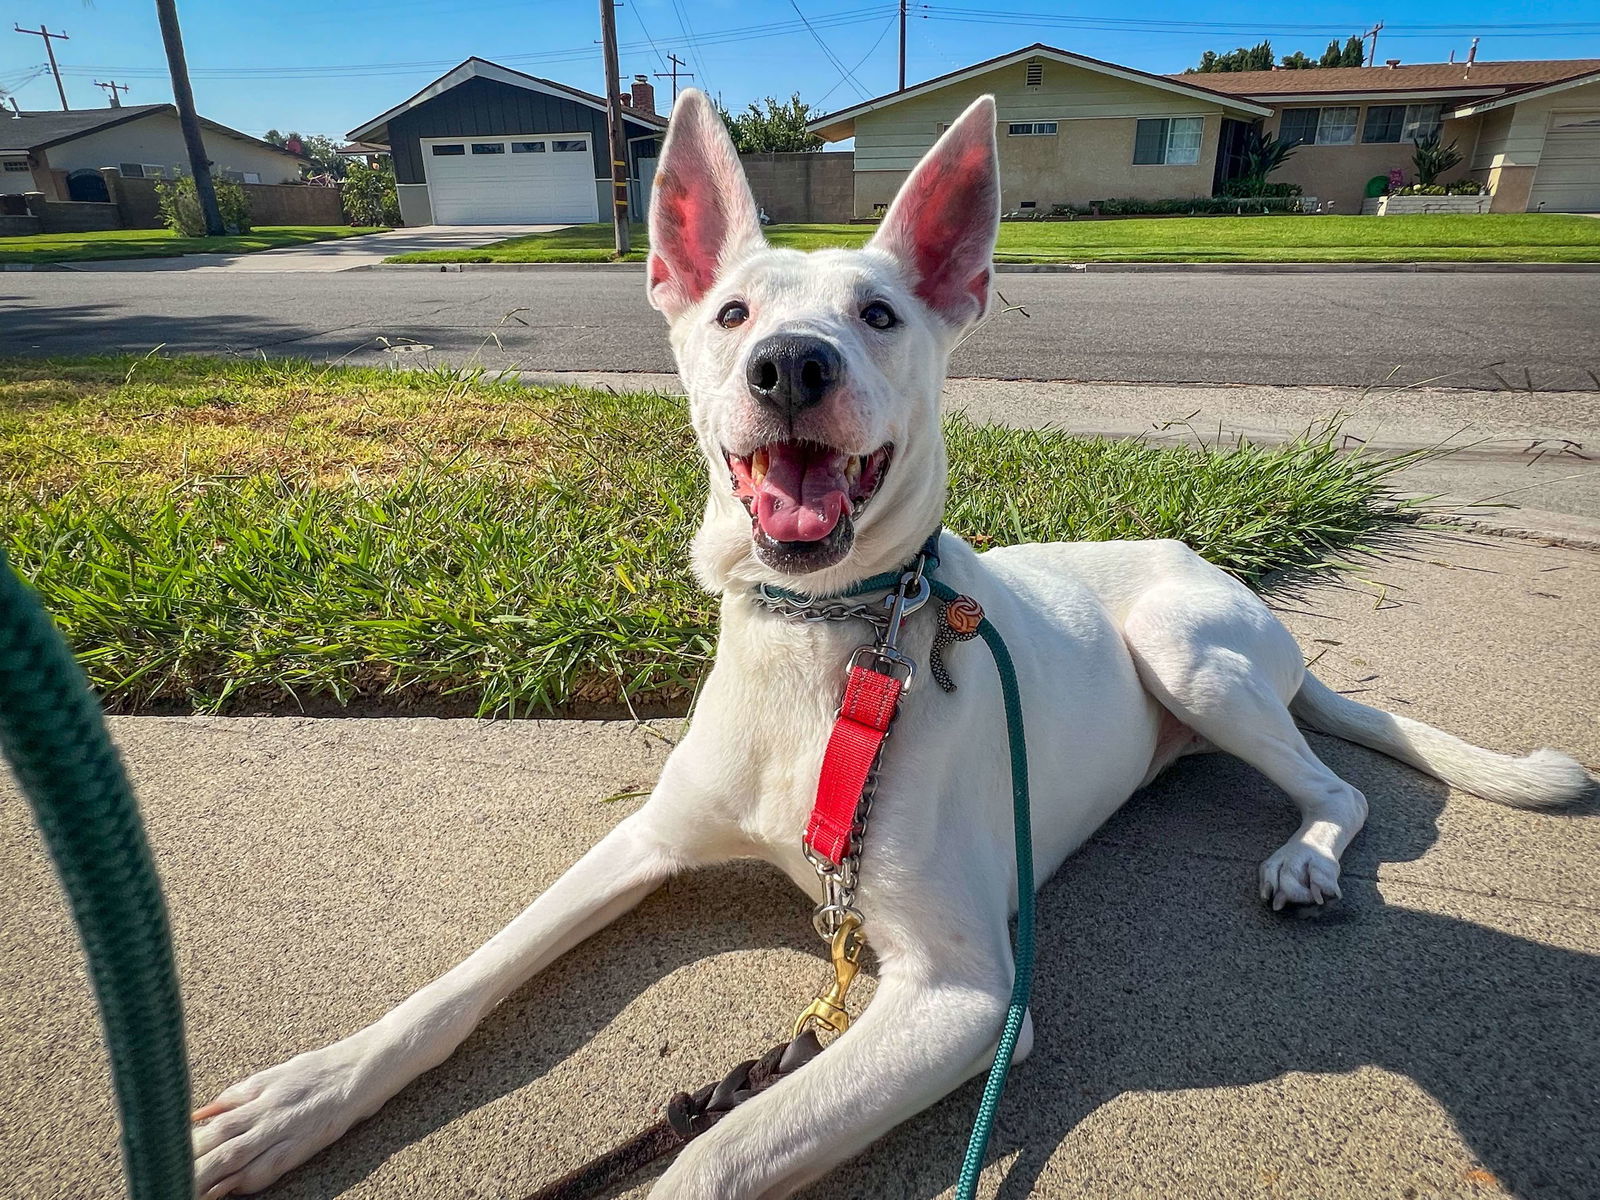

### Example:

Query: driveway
xmin=57 ymin=225 xmax=563 ymax=273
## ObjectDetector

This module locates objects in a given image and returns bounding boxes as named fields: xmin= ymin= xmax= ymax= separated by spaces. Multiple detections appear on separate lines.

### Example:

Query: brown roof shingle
xmin=1166 ymin=59 xmax=1600 ymax=98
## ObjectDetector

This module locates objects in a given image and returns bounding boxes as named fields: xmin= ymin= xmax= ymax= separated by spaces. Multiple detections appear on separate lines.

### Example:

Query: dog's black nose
xmin=745 ymin=335 xmax=842 ymax=419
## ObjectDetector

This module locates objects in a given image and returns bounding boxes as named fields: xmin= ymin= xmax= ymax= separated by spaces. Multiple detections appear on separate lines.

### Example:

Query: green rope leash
xmin=763 ymin=540 xmax=1036 ymax=1198
xmin=929 ymin=578 xmax=1035 ymax=1200
xmin=0 ymin=548 xmax=192 ymax=1200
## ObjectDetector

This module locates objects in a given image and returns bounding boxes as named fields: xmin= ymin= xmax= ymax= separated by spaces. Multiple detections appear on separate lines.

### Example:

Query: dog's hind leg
xmin=191 ymin=757 xmax=724 ymax=1199
xmin=1120 ymin=579 xmax=1368 ymax=911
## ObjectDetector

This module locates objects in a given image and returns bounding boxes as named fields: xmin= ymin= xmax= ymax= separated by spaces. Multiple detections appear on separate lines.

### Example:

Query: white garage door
xmin=1529 ymin=112 xmax=1600 ymax=213
xmin=423 ymin=135 xmax=599 ymax=225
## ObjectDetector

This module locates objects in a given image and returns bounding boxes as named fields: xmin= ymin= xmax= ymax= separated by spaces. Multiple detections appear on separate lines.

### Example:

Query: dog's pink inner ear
xmin=872 ymin=99 xmax=1000 ymax=328
xmin=649 ymin=172 xmax=726 ymax=307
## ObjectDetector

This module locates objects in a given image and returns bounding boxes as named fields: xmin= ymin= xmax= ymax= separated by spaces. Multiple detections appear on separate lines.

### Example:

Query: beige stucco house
xmin=808 ymin=45 xmax=1600 ymax=217
xmin=0 ymin=104 xmax=304 ymax=203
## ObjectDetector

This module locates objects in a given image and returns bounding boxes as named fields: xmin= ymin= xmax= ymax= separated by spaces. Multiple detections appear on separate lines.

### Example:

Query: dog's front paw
xmin=191 ymin=1034 xmax=385 ymax=1198
xmin=1259 ymin=838 xmax=1342 ymax=911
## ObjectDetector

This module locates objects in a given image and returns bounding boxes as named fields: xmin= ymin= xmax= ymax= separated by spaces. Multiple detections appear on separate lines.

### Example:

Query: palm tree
xmin=153 ymin=0 xmax=224 ymax=236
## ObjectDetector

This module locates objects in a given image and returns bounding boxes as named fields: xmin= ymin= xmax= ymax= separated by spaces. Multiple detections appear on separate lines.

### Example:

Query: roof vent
xmin=1385 ymin=58 xmax=1401 ymax=68
xmin=1025 ymin=60 xmax=1043 ymax=87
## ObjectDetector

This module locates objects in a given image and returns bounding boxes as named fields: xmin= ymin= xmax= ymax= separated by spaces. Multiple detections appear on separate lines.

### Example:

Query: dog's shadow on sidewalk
xmin=843 ymin=742 xmax=1600 ymax=1200
xmin=264 ymin=741 xmax=1597 ymax=1200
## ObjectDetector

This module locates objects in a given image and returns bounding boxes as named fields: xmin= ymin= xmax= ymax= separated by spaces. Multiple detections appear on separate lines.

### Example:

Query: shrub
xmin=1447 ymin=178 xmax=1484 ymax=195
xmin=155 ymin=176 xmax=252 ymax=237
xmin=1392 ymin=183 xmax=1449 ymax=196
xmin=1218 ymin=179 xmax=1303 ymax=199
xmin=342 ymin=159 xmax=400 ymax=227
xmin=1046 ymin=195 xmax=1305 ymax=217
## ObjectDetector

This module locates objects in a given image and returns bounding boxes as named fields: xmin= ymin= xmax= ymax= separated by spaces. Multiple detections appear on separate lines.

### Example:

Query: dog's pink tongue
xmin=755 ymin=444 xmax=847 ymax=543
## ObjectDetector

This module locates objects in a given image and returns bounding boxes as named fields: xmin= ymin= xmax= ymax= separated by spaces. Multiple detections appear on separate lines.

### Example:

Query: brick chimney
xmin=628 ymin=75 xmax=656 ymax=116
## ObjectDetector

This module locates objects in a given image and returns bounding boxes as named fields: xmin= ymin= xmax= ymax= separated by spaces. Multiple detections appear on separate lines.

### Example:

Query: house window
xmin=552 ymin=139 xmax=587 ymax=152
xmin=1025 ymin=61 xmax=1043 ymax=87
xmin=1007 ymin=121 xmax=1058 ymax=136
xmin=243 ymin=172 xmax=261 ymax=184
xmin=511 ymin=141 xmax=545 ymax=153
xmin=431 ymin=143 xmax=466 ymax=156
xmin=470 ymin=142 xmax=506 ymax=154
xmin=1279 ymin=106 xmax=1359 ymax=147
xmin=5 ymin=159 xmax=32 ymax=173
xmin=1363 ymin=103 xmax=1443 ymax=143
xmin=118 ymin=162 xmax=144 ymax=177
xmin=1132 ymin=116 xmax=1204 ymax=165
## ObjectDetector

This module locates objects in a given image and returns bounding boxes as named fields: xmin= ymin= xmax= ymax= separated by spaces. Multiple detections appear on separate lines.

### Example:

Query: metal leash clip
xmin=792 ymin=911 xmax=865 ymax=1039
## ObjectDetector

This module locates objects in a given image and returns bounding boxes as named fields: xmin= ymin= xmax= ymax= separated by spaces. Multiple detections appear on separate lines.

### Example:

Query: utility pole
xmin=898 ymin=0 xmax=907 ymax=91
xmin=94 ymin=80 xmax=130 ymax=108
xmin=599 ymin=0 xmax=630 ymax=256
xmin=653 ymin=52 xmax=694 ymax=102
xmin=153 ymin=0 xmax=225 ymax=236
xmin=1362 ymin=21 xmax=1384 ymax=67
xmin=13 ymin=25 xmax=70 ymax=110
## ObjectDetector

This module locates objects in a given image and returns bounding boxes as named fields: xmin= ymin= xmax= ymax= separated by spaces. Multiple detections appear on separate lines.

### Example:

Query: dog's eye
xmin=861 ymin=301 xmax=898 ymax=330
xmin=716 ymin=301 xmax=750 ymax=329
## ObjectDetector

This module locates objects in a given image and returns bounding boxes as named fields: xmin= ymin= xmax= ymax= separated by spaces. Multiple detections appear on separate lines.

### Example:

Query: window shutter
xmin=1133 ymin=118 xmax=1168 ymax=164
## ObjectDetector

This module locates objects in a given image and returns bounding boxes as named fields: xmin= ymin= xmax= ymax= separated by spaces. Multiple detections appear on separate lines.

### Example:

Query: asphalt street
xmin=4 ymin=268 xmax=1599 ymax=390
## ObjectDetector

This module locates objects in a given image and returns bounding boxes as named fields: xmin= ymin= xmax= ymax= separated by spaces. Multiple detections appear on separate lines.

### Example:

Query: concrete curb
xmin=1 ymin=262 xmax=69 ymax=272
xmin=1423 ymin=508 xmax=1600 ymax=552
xmin=359 ymin=259 xmax=1600 ymax=275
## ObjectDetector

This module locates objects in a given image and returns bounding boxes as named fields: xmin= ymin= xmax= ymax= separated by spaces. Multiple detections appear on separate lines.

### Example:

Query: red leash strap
xmin=804 ymin=664 xmax=904 ymax=866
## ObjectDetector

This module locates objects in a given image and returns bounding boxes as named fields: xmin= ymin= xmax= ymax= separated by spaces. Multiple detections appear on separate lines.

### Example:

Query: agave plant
xmin=1412 ymin=132 xmax=1464 ymax=186
xmin=1238 ymin=128 xmax=1297 ymax=193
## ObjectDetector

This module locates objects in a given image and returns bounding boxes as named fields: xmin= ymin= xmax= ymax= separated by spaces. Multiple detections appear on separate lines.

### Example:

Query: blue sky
xmin=4 ymin=0 xmax=1598 ymax=141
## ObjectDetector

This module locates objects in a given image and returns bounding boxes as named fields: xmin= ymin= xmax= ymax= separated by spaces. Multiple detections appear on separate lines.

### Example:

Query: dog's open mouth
xmin=725 ymin=440 xmax=892 ymax=573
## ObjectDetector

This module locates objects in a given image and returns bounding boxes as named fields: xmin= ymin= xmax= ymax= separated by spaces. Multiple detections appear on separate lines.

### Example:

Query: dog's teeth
xmin=752 ymin=447 xmax=769 ymax=484
xmin=846 ymin=455 xmax=862 ymax=482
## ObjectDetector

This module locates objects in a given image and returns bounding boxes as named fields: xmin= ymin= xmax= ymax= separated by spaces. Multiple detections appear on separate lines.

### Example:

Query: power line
xmin=922 ymin=6 xmax=1600 ymax=34
xmin=625 ymin=0 xmax=670 ymax=72
xmin=818 ymin=14 xmax=898 ymax=106
xmin=666 ymin=0 xmax=711 ymax=95
xmin=57 ymin=9 xmax=892 ymax=82
xmin=787 ymin=0 xmax=872 ymax=101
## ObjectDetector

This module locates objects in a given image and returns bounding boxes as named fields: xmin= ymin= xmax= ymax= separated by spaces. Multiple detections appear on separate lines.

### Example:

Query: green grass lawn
xmin=385 ymin=214 xmax=1600 ymax=265
xmin=0 ymin=225 xmax=388 ymax=265
xmin=2 ymin=355 xmax=1415 ymax=716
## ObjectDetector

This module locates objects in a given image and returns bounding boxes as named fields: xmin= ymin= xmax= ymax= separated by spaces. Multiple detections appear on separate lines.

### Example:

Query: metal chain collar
xmin=755 ymin=554 xmax=934 ymax=943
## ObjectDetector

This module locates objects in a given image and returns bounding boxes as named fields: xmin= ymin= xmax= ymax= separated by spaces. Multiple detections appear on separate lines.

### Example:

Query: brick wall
xmin=737 ymin=152 xmax=854 ymax=224
xmin=0 ymin=214 xmax=42 ymax=235
xmin=21 ymin=193 xmax=122 ymax=233
xmin=107 ymin=174 xmax=347 ymax=229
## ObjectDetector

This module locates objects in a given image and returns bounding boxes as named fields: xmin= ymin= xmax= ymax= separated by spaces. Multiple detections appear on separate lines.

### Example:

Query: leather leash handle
xmin=520 ymin=1033 xmax=824 ymax=1200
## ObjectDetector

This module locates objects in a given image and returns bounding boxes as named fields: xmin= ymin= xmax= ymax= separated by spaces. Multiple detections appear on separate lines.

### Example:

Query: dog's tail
xmin=1291 ymin=673 xmax=1593 ymax=809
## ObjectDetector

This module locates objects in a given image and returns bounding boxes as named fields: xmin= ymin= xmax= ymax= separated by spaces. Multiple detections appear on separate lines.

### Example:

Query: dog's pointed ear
xmin=868 ymin=95 xmax=1000 ymax=328
xmin=647 ymin=88 xmax=764 ymax=321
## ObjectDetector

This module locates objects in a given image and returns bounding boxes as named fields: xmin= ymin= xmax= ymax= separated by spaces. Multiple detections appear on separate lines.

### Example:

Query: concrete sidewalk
xmin=2 ymin=534 xmax=1597 ymax=1199
xmin=58 ymin=226 xmax=566 ymax=273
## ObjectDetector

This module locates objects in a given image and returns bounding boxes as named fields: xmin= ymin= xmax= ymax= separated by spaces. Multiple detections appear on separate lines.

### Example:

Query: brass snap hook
xmin=792 ymin=912 xmax=865 ymax=1039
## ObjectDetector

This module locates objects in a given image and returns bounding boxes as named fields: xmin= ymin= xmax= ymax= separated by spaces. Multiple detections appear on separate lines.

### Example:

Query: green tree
xmin=1190 ymin=36 xmax=1366 ymax=73
xmin=715 ymin=93 xmax=823 ymax=152
xmin=264 ymin=129 xmax=347 ymax=179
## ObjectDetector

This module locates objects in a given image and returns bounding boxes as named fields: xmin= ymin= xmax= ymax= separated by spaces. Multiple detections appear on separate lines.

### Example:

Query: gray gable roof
xmin=0 ymin=104 xmax=305 ymax=161
xmin=0 ymin=104 xmax=172 ymax=153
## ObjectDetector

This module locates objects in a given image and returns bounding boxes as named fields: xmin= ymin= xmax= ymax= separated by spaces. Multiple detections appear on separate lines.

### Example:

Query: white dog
xmin=191 ymin=91 xmax=1591 ymax=1199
